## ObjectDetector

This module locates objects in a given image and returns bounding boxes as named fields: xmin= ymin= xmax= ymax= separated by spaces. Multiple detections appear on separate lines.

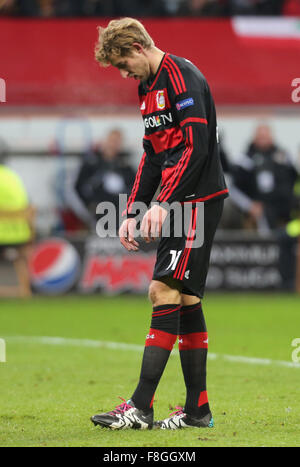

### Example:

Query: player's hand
xmin=119 ymin=218 xmax=139 ymax=251
xmin=141 ymin=204 xmax=168 ymax=243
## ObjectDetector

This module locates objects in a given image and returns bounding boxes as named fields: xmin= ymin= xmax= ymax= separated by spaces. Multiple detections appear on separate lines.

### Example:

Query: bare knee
xmin=148 ymin=279 xmax=181 ymax=307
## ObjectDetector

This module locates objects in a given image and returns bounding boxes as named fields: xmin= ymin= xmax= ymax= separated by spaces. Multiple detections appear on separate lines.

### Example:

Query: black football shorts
xmin=152 ymin=198 xmax=224 ymax=298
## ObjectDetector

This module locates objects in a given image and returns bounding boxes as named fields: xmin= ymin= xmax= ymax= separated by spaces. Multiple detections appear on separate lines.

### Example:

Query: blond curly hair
xmin=95 ymin=17 xmax=155 ymax=67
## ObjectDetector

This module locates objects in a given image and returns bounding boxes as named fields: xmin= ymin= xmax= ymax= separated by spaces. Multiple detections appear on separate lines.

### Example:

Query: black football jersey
xmin=125 ymin=53 xmax=228 ymax=216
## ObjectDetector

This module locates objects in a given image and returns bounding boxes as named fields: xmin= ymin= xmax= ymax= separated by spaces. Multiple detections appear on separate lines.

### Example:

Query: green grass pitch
xmin=0 ymin=293 xmax=300 ymax=447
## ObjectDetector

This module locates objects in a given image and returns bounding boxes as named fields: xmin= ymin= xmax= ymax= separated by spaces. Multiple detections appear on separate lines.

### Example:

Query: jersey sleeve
xmin=156 ymin=57 xmax=211 ymax=204
xmin=123 ymin=141 xmax=162 ymax=218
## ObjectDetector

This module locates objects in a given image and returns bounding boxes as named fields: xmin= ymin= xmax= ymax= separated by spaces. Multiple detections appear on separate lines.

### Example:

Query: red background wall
xmin=1 ymin=18 xmax=299 ymax=106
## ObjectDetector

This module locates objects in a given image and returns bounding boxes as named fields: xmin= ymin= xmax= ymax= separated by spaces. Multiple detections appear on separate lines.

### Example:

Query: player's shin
xmin=178 ymin=301 xmax=211 ymax=418
xmin=131 ymin=304 xmax=180 ymax=412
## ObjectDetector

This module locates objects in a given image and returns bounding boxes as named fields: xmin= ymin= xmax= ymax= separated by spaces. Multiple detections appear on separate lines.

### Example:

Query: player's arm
xmin=156 ymin=62 xmax=210 ymax=204
xmin=124 ymin=144 xmax=162 ymax=217
xmin=119 ymin=146 xmax=162 ymax=250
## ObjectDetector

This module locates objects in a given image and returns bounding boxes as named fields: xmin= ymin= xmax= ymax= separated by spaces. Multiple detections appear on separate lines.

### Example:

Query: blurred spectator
xmin=0 ymin=0 xmax=290 ymax=15
xmin=230 ymin=123 xmax=298 ymax=289
xmin=67 ymin=129 xmax=135 ymax=231
xmin=114 ymin=0 xmax=167 ymax=17
xmin=231 ymin=123 xmax=297 ymax=231
xmin=81 ymin=0 xmax=118 ymax=17
xmin=163 ymin=0 xmax=184 ymax=15
xmin=83 ymin=0 xmax=167 ymax=17
xmin=0 ymin=140 xmax=35 ymax=297
xmin=0 ymin=0 xmax=167 ymax=16
xmin=227 ymin=0 xmax=284 ymax=15
xmin=215 ymin=133 xmax=246 ymax=229
xmin=177 ymin=0 xmax=226 ymax=16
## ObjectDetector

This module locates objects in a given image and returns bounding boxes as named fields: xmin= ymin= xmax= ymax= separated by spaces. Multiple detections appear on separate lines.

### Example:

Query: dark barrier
xmin=27 ymin=232 xmax=284 ymax=295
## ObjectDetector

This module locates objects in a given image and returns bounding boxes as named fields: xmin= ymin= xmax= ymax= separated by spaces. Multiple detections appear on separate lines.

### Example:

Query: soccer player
xmin=91 ymin=18 xmax=228 ymax=430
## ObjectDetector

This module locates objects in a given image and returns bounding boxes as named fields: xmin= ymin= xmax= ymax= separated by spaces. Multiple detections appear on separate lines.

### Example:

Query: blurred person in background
xmin=79 ymin=0 xmax=118 ymax=17
xmin=230 ymin=123 xmax=298 ymax=289
xmin=177 ymin=0 xmax=226 ymax=16
xmin=0 ymin=0 xmax=289 ymax=16
xmin=0 ymin=0 xmax=54 ymax=16
xmin=114 ymin=0 xmax=167 ymax=17
xmin=231 ymin=123 xmax=297 ymax=231
xmin=69 ymin=129 xmax=135 ymax=231
xmin=227 ymin=0 xmax=284 ymax=15
xmin=0 ymin=138 xmax=35 ymax=297
xmin=0 ymin=0 xmax=166 ymax=16
xmin=0 ymin=0 xmax=89 ymax=17
xmin=76 ymin=0 xmax=166 ymax=17
xmin=215 ymin=132 xmax=246 ymax=229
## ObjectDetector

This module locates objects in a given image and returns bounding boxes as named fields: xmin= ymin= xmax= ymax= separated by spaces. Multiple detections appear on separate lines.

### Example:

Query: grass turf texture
xmin=0 ymin=293 xmax=299 ymax=447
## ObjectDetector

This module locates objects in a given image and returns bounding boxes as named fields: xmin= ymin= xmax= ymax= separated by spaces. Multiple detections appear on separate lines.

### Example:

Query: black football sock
xmin=179 ymin=301 xmax=211 ymax=418
xmin=131 ymin=304 xmax=180 ymax=412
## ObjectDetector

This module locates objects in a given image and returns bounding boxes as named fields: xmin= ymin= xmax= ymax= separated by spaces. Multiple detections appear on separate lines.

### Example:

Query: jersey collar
xmin=146 ymin=53 xmax=168 ymax=91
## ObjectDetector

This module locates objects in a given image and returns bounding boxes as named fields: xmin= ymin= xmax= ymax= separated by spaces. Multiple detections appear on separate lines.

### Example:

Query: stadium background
xmin=1 ymin=0 xmax=300 ymax=448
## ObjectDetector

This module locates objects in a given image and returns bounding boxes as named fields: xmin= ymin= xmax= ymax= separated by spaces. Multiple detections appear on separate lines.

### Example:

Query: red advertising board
xmin=1 ymin=18 xmax=299 ymax=106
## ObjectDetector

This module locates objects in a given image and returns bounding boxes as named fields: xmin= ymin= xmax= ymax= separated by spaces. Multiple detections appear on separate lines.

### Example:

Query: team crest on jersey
xmin=156 ymin=90 xmax=166 ymax=110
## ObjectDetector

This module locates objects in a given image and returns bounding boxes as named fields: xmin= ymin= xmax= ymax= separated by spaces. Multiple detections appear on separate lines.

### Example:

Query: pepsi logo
xmin=29 ymin=238 xmax=80 ymax=294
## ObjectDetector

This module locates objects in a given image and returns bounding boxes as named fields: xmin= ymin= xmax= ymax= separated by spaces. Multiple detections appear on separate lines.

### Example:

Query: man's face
xmin=111 ymin=50 xmax=151 ymax=82
xmin=253 ymin=125 xmax=274 ymax=151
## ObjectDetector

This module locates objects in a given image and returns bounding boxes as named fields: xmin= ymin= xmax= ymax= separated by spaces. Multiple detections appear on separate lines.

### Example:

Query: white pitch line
xmin=3 ymin=335 xmax=300 ymax=369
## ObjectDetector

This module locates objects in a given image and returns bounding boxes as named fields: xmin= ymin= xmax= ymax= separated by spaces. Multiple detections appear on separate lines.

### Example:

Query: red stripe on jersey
xmin=145 ymin=328 xmax=176 ymax=351
xmin=127 ymin=152 xmax=146 ymax=214
xmin=166 ymin=57 xmax=187 ymax=93
xmin=165 ymin=125 xmax=193 ymax=201
xmin=157 ymin=126 xmax=192 ymax=202
xmin=165 ymin=58 xmax=183 ymax=94
xmin=180 ymin=117 xmax=208 ymax=127
xmin=144 ymin=126 xmax=183 ymax=154
xmin=140 ymin=87 xmax=171 ymax=115
xmin=178 ymin=332 xmax=208 ymax=350
xmin=158 ymin=125 xmax=193 ymax=203
xmin=182 ymin=189 xmax=229 ymax=203
xmin=164 ymin=63 xmax=180 ymax=95
xmin=148 ymin=53 xmax=168 ymax=91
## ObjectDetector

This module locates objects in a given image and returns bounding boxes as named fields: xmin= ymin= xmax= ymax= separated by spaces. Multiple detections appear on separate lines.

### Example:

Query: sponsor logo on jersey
xmin=156 ymin=90 xmax=166 ymax=110
xmin=144 ymin=112 xmax=173 ymax=129
xmin=176 ymin=97 xmax=194 ymax=111
xmin=140 ymin=101 xmax=146 ymax=110
xmin=29 ymin=238 xmax=80 ymax=294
